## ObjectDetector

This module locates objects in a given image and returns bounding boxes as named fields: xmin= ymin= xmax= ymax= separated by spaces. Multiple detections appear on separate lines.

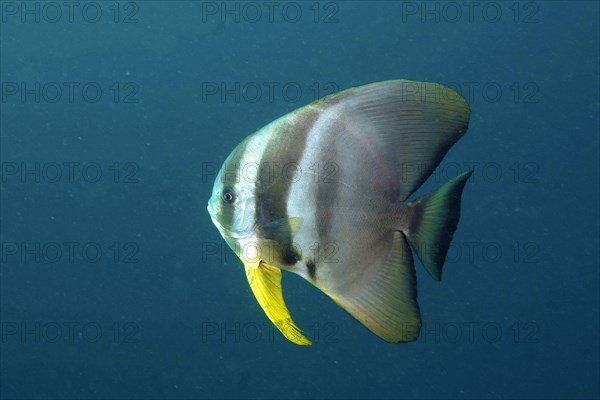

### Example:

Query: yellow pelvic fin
xmin=244 ymin=261 xmax=312 ymax=346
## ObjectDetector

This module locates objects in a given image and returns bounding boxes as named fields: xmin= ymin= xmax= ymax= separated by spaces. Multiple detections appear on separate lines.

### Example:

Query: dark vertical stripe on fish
xmin=255 ymin=109 xmax=320 ymax=265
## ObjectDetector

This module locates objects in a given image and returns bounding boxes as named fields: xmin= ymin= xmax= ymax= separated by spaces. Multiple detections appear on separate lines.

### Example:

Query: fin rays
xmin=244 ymin=261 xmax=311 ymax=345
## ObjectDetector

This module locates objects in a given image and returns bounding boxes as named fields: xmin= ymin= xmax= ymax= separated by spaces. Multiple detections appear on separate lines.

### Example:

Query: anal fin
xmin=326 ymin=232 xmax=422 ymax=343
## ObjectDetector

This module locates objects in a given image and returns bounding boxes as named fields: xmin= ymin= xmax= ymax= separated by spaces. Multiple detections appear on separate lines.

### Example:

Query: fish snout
xmin=207 ymin=200 xmax=217 ymax=217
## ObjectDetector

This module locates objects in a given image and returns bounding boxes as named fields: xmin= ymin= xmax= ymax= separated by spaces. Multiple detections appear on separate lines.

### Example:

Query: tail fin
xmin=402 ymin=171 xmax=473 ymax=281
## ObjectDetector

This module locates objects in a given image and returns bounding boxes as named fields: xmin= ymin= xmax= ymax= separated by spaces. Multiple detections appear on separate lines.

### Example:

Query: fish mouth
xmin=207 ymin=202 xmax=224 ymax=231
xmin=207 ymin=201 xmax=217 ymax=217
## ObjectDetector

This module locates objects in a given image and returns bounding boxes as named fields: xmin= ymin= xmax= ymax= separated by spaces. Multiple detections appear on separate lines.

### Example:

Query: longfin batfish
xmin=207 ymin=80 xmax=472 ymax=345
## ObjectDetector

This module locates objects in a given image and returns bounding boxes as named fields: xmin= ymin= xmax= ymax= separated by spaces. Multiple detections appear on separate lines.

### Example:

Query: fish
xmin=207 ymin=80 xmax=472 ymax=345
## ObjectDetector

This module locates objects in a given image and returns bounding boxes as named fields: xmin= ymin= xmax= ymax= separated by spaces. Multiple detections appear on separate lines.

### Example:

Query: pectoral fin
xmin=258 ymin=217 xmax=303 ymax=240
xmin=244 ymin=261 xmax=312 ymax=345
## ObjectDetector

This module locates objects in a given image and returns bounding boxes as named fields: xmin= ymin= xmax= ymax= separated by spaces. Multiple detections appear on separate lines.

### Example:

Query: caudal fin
xmin=402 ymin=171 xmax=473 ymax=281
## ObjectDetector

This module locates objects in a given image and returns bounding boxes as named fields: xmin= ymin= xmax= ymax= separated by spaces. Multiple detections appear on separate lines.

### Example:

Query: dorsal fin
xmin=315 ymin=80 xmax=470 ymax=200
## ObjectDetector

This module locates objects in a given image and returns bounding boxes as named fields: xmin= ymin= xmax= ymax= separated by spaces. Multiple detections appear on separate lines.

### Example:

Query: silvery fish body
xmin=208 ymin=80 xmax=472 ymax=345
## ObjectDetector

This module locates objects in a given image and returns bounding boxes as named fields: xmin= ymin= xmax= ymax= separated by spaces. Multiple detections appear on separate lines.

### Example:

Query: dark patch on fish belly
xmin=306 ymin=259 xmax=317 ymax=281
xmin=283 ymin=246 xmax=301 ymax=266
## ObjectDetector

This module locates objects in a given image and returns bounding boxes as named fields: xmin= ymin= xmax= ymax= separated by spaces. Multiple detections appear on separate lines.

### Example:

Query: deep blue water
xmin=1 ymin=1 xmax=598 ymax=399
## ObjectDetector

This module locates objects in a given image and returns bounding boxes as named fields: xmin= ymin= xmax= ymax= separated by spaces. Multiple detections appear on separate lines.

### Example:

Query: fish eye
xmin=222 ymin=189 xmax=235 ymax=204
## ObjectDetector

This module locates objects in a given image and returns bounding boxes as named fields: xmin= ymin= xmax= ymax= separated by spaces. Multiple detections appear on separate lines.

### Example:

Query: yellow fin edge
xmin=244 ymin=261 xmax=312 ymax=346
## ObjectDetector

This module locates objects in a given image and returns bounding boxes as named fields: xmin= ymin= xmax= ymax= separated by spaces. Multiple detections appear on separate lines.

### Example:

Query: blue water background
xmin=1 ymin=1 xmax=598 ymax=399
